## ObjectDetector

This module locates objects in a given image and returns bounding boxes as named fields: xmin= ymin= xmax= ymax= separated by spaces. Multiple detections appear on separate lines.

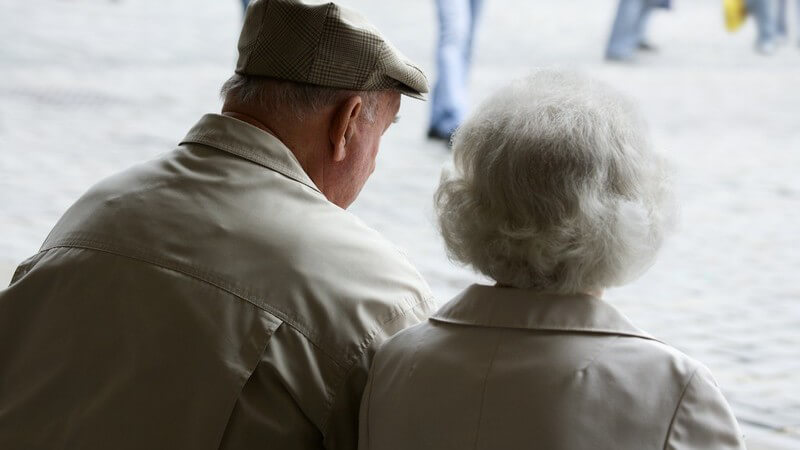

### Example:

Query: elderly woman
xmin=358 ymin=71 xmax=745 ymax=449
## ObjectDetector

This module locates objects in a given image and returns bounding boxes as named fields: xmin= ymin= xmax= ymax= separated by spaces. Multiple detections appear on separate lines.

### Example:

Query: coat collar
xmin=431 ymin=284 xmax=658 ymax=341
xmin=179 ymin=113 xmax=321 ymax=194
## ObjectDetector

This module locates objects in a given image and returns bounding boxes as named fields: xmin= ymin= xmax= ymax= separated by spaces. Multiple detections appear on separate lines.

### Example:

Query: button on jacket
xmin=359 ymin=284 xmax=745 ymax=450
xmin=0 ymin=114 xmax=435 ymax=450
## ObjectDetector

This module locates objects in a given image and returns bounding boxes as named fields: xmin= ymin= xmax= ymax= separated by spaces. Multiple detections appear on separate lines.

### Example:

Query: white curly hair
xmin=435 ymin=70 xmax=675 ymax=293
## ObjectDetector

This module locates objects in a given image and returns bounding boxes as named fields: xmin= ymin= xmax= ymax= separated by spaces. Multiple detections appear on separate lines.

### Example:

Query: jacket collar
xmin=179 ymin=113 xmax=321 ymax=194
xmin=431 ymin=284 xmax=657 ymax=341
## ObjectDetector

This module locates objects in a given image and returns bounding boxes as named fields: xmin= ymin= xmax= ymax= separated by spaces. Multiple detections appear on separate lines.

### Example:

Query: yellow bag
xmin=724 ymin=0 xmax=747 ymax=32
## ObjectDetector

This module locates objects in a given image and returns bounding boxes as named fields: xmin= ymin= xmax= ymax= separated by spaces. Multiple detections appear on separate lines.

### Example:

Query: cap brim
xmin=396 ymin=86 xmax=427 ymax=101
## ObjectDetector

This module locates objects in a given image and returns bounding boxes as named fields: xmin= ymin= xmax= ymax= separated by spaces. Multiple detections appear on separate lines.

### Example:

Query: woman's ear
xmin=329 ymin=95 xmax=363 ymax=163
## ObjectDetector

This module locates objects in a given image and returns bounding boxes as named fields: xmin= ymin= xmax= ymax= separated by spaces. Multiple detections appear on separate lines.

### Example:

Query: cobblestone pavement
xmin=1 ymin=0 xmax=799 ymax=448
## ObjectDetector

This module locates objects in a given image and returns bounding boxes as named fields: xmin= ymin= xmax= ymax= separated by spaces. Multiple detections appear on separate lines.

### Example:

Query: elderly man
xmin=0 ymin=1 xmax=434 ymax=449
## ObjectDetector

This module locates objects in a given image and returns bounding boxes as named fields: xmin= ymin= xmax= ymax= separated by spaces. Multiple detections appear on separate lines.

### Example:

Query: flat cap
xmin=236 ymin=0 xmax=428 ymax=99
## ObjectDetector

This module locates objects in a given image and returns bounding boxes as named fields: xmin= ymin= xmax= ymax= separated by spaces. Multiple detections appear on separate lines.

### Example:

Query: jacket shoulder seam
xmin=662 ymin=365 xmax=701 ymax=450
xmin=41 ymin=239 xmax=348 ymax=368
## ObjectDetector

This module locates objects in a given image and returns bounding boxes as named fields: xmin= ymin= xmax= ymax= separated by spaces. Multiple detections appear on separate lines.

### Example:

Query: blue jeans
xmin=748 ymin=0 xmax=780 ymax=44
xmin=241 ymin=0 xmax=250 ymax=13
xmin=605 ymin=0 xmax=656 ymax=60
xmin=429 ymin=0 xmax=484 ymax=135
xmin=777 ymin=0 xmax=800 ymax=38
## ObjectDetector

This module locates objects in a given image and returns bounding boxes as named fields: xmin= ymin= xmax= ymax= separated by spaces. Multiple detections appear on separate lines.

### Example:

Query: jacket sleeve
xmin=664 ymin=365 xmax=746 ymax=450
xmin=322 ymin=297 xmax=435 ymax=450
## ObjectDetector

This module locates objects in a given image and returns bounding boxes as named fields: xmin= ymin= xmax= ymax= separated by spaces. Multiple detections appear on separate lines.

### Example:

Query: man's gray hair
xmin=435 ymin=70 xmax=676 ymax=294
xmin=220 ymin=74 xmax=382 ymax=123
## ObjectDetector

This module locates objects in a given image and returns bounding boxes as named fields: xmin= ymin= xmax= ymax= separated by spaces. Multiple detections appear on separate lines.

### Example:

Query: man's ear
xmin=329 ymin=95 xmax=363 ymax=163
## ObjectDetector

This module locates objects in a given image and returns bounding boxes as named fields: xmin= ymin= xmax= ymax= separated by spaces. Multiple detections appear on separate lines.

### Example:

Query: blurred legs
xmin=775 ymin=0 xmax=800 ymax=44
xmin=606 ymin=0 xmax=656 ymax=60
xmin=429 ymin=0 xmax=484 ymax=138
xmin=748 ymin=0 xmax=780 ymax=53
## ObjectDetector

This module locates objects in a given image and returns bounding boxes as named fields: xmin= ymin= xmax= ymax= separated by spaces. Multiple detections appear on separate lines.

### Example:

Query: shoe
xmin=605 ymin=53 xmax=637 ymax=63
xmin=427 ymin=127 xmax=454 ymax=146
xmin=756 ymin=40 xmax=778 ymax=55
xmin=637 ymin=41 xmax=658 ymax=52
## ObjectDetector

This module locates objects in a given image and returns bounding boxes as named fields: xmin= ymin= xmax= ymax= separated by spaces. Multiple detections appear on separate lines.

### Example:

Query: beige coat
xmin=0 ymin=114 xmax=435 ymax=450
xmin=359 ymin=284 xmax=745 ymax=450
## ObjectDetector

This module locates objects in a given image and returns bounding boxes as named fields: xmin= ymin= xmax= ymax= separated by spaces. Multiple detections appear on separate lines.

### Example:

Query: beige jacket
xmin=0 ymin=114 xmax=435 ymax=450
xmin=359 ymin=284 xmax=745 ymax=450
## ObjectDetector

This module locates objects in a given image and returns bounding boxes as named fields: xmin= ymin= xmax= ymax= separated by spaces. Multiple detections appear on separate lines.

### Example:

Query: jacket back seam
xmin=472 ymin=329 xmax=505 ymax=450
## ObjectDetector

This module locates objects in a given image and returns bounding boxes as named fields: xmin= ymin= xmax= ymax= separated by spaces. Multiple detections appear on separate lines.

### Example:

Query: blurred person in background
xmin=777 ymin=0 xmax=800 ymax=46
xmin=0 ymin=1 xmax=435 ymax=449
xmin=427 ymin=0 xmax=484 ymax=144
xmin=748 ymin=0 xmax=780 ymax=54
xmin=358 ymin=70 xmax=746 ymax=450
xmin=605 ymin=0 xmax=670 ymax=61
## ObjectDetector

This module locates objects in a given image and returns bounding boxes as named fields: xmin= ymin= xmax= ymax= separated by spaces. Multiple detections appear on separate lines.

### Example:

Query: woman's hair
xmin=435 ymin=70 xmax=675 ymax=293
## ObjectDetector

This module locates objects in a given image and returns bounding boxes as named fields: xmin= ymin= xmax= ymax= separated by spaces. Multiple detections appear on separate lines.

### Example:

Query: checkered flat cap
xmin=236 ymin=0 xmax=428 ymax=99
